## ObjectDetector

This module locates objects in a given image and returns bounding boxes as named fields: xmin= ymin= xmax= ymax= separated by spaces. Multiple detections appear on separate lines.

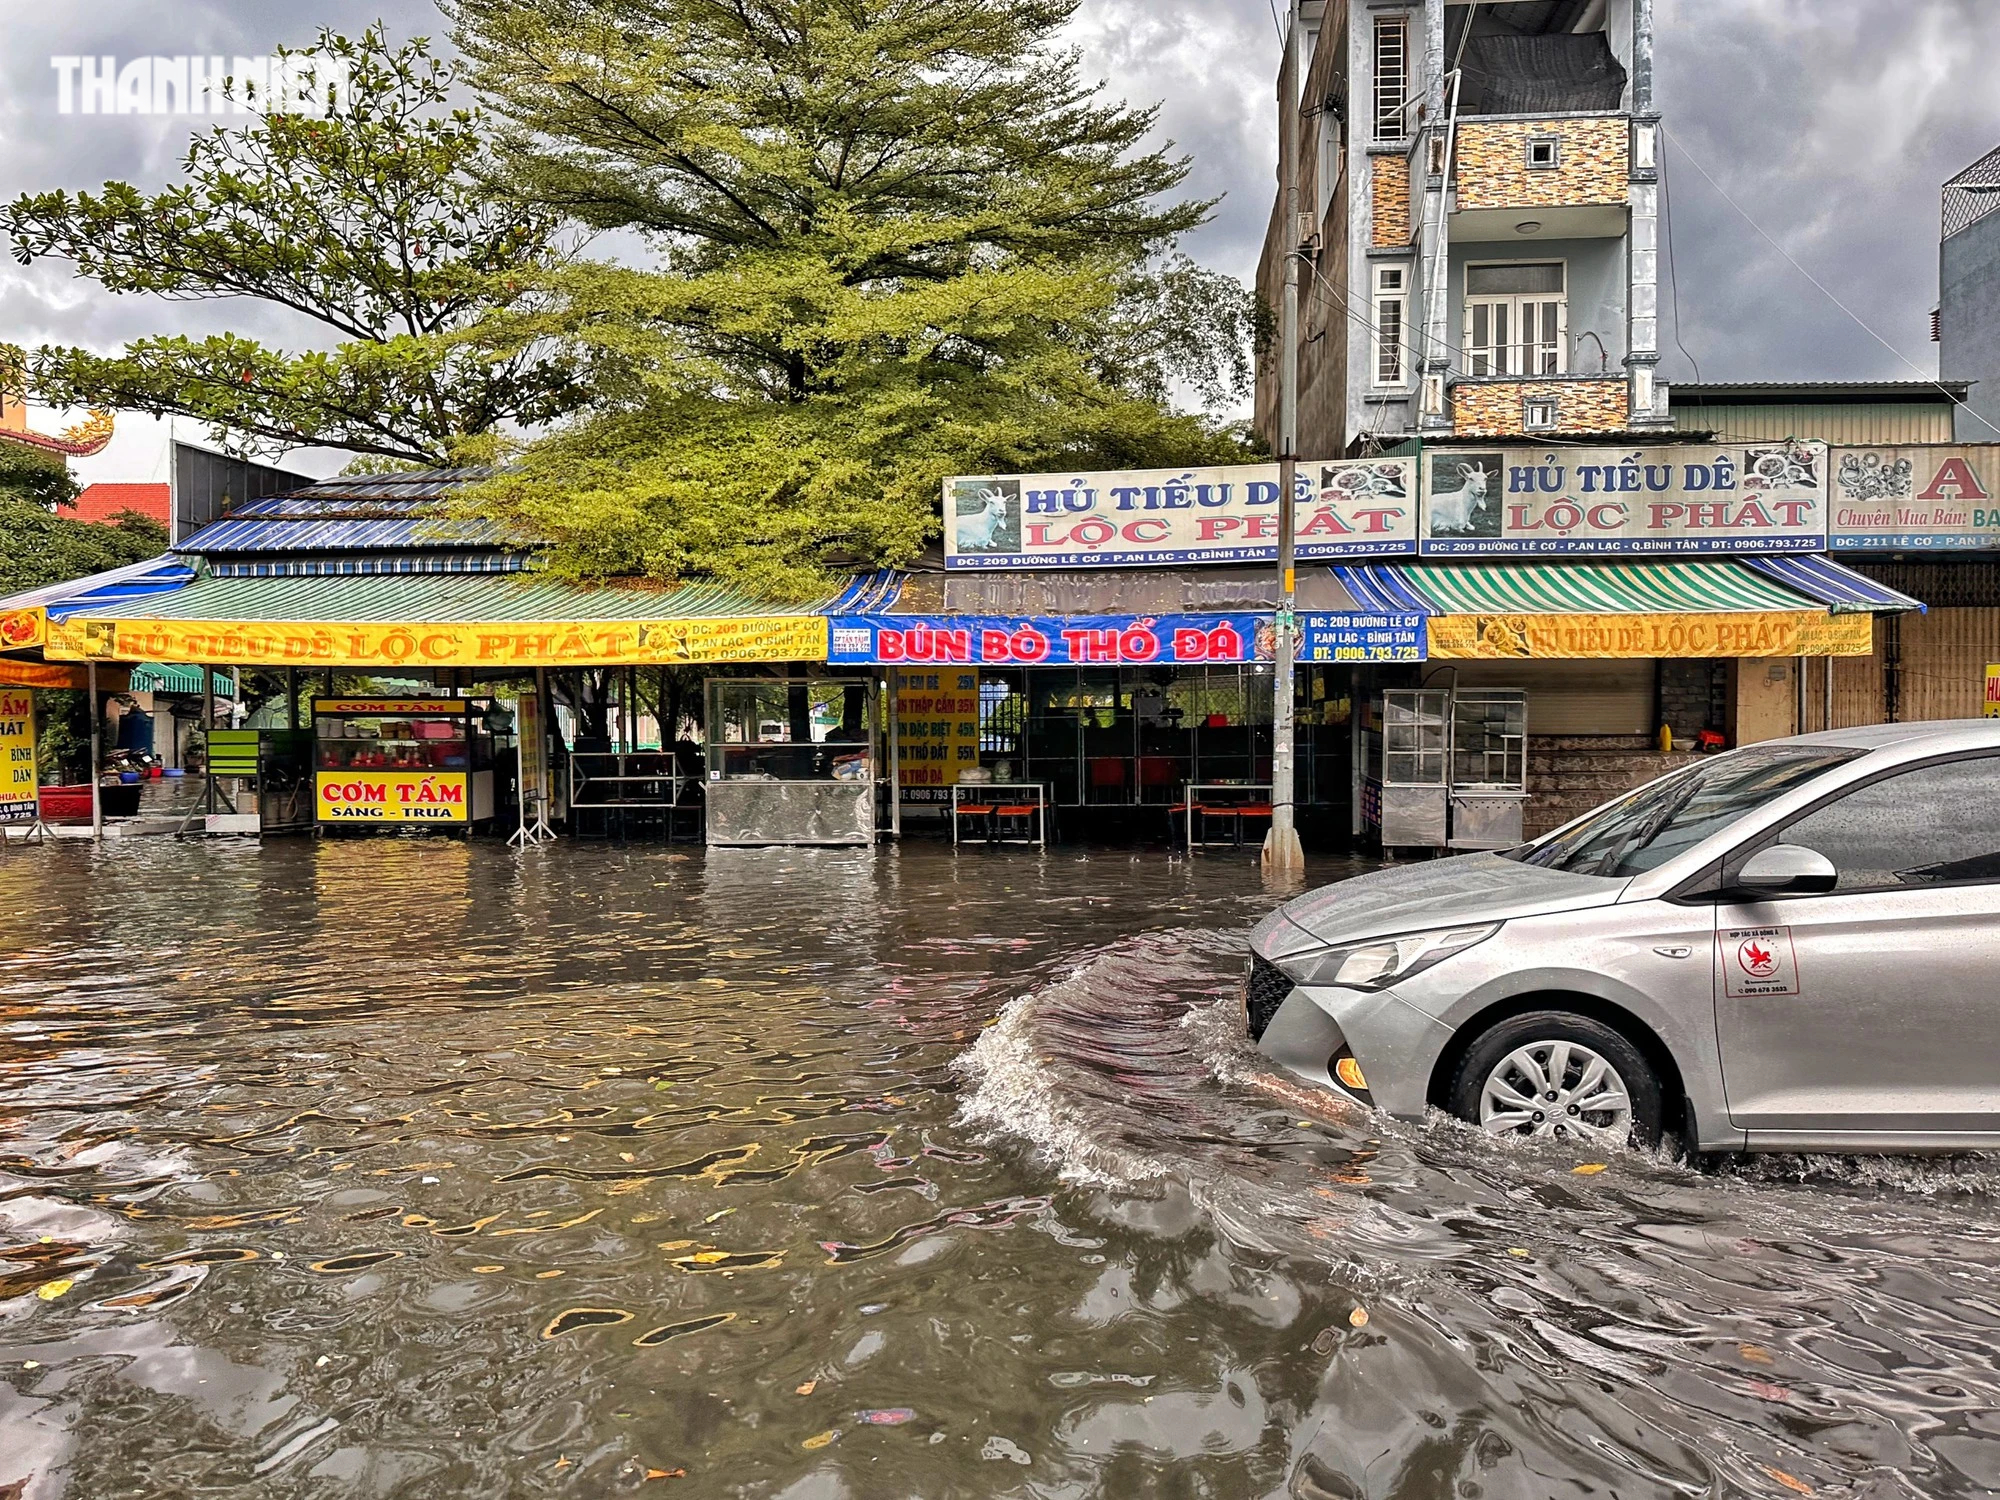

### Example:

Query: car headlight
xmin=1276 ymin=923 xmax=1500 ymax=991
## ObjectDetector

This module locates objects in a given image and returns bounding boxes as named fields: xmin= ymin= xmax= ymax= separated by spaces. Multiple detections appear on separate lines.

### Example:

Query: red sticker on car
xmin=1721 ymin=926 xmax=1800 ymax=998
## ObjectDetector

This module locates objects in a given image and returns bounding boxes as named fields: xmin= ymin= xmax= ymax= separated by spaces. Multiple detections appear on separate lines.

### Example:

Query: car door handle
xmin=1652 ymin=945 xmax=1693 ymax=959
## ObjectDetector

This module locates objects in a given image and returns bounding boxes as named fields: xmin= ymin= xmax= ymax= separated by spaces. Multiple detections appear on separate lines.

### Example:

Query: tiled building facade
xmin=1256 ymin=0 xmax=1668 ymax=456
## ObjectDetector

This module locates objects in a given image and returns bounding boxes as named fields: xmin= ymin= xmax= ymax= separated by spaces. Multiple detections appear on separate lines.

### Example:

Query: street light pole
xmin=1263 ymin=0 xmax=1307 ymax=876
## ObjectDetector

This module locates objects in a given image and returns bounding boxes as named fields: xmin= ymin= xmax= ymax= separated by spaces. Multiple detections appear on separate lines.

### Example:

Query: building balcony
xmin=1451 ymin=116 xmax=1631 ymax=242
xmin=1451 ymin=375 xmax=1631 ymax=438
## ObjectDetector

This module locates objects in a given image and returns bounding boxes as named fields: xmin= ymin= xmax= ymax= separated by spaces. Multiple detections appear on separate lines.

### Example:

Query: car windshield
xmin=1510 ymin=745 xmax=1863 ymax=878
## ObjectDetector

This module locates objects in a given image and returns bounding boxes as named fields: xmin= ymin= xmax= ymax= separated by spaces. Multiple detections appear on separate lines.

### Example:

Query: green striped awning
xmin=1395 ymin=560 xmax=1818 ymax=615
xmin=130 ymin=664 xmax=235 ymax=696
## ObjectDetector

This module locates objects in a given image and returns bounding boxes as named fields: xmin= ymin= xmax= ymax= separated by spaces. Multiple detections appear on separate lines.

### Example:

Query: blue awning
xmin=1738 ymin=555 xmax=1925 ymax=614
xmin=13 ymin=555 xmax=198 ymax=620
xmin=1329 ymin=565 xmax=1437 ymax=615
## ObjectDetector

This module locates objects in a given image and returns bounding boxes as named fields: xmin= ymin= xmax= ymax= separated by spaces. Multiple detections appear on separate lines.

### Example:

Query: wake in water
xmin=957 ymin=925 xmax=2000 ymax=1499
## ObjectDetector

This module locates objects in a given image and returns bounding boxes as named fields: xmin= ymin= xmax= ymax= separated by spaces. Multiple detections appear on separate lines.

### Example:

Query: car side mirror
xmin=1732 ymin=844 xmax=1838 ymax=897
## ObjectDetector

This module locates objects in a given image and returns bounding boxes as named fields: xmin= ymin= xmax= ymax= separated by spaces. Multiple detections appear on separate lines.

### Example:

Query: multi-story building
xmin=1256 ymin=0 xmax=1665 ymax=455
xmin=1940 ymin=145 xmax=2000 ymax=442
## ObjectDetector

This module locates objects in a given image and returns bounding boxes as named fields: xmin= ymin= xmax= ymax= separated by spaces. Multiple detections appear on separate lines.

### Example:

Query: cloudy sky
xmin=2 ymin=0 xmax=1995 ymax=484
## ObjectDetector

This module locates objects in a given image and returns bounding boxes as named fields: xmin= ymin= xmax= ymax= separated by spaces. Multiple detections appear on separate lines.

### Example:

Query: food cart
xmin=1363 ymin=686 xmax=1528 ymax=853
xmin=703 ymin=677 xmax=879 ymax=846
xmin=313 ymin=696 xmax=498 ymax=831
xmin=1364 ymin=688 xmax=1450 ymax=852
xmin=1447 ymin=689 xmax=1528 ymax=848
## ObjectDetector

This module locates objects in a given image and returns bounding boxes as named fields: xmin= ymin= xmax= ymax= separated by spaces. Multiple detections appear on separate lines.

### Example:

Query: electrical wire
xmin=1661 ymin=123 xmax=1997 ymax=438
xmin=1658 ymin=136 xmax=1700 ymax=382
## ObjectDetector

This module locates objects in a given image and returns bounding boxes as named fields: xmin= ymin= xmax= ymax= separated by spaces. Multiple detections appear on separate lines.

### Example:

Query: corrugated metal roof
xmin=1671 ymin=404 xmax=1958 ymax=445
xmin=229 ymin=496 xmax=439 ymax=518
xmin=129 ymin=664 xmax=235 ymax=696
xmin=1669 ymin=381 xmax=1969 ymax=403
xmin=280 ymin=468 xmax=495 ymax=501
xmin=53 ymin=571 xmax=832 ymax=625
xmin=208 ymin=553 xmax=529 ymax=578
xmin=177 ymin=516 xmax=512 ymax=554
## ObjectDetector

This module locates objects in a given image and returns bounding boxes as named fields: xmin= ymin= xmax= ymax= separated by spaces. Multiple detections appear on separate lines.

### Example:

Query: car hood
xmin=1250 ymin=852 xmax=1628 ymax=960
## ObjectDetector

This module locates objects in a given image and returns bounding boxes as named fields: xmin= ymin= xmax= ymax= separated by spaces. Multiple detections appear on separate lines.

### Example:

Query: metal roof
xmin=229 ymin=496 xmax=439 ymax=518
xmin=1669 ymin=381 xmax=1971 ymax=406
xmin=177 ymin=516 xmax=513 ymax=554
xmin=46 ymin=571 xmax=839 ymax=625
xmin=129 ymin=664 xmax=235 ymax=696
xmin=279 ymin=468 xmax=496 ymax=502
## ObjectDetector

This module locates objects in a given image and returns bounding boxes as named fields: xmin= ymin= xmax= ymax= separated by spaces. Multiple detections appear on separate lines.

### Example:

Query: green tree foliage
xmin=447 ymin=0 xmax=1260 ymax=595
xmin=0 ymin=446 xmax=164 ymax=596
xmin=3 ymin=28 xmax=595 ymax=466
xmin=0 ymin=445 xmax=166 ymax=783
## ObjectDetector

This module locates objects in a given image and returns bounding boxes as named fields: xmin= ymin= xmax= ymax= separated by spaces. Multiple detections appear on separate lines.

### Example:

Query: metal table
xmin=951 ymin=783 xmax=1048 ymax=848
xmin=1179 ymin=782 xmax=1275 ymax=851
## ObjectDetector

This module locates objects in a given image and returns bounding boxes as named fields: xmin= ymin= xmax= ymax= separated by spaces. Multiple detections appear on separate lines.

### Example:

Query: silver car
xmin=1248 ymin=721 xmax=2000 ymax=1154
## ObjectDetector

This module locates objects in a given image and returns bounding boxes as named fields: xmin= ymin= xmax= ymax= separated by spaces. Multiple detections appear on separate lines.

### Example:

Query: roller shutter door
xmin=1437 ymin=660 xmax=1654 ymax=736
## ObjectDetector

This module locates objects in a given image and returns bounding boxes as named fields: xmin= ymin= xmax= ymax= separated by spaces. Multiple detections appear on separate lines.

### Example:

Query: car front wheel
xmin=1449 ymin=1011 xmax=1663 ymax=1151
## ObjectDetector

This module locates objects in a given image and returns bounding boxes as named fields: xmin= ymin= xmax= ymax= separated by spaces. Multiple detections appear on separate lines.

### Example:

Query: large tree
xmin=447 ymin=0 xmax=1259 ymax=596
xmin=4 ymin=27 xmax=595 ymax=466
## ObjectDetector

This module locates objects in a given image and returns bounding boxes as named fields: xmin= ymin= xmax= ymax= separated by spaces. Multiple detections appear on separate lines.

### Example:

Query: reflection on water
xmin=1 ymin=840 xmax=1997 ymax=1497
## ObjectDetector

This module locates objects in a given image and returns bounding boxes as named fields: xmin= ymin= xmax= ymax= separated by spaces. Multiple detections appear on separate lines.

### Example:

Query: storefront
xmin=829 ymin=561 xmax=1425 ymax=840
xmin=313 ymin=696 xmax=504 ymax=830
xmin=1329 ymin=549 xmax=1916 ymax=845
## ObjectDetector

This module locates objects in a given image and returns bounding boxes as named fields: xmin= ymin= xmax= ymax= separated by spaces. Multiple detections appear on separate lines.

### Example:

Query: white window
xmin=1522 ymin=396 xmax=1558 ymax=431
xmin=1373 ymin=15 xmax=1409 ymax=141
xmin=1464 ymin=262 xmax=1567 ymax=377
xmin=1526 ymin=137 xmax=1560 ymax=169
xmin=1373 ymin=264 xmax=1409 ymax=386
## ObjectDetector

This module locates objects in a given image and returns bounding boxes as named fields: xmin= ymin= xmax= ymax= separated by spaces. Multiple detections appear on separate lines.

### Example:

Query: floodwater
xmin=3 ymin=841 xmax=1999 ymax=1499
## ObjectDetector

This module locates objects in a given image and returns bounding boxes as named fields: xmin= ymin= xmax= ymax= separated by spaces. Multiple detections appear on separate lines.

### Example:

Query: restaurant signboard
xmin=1827 ymin=447 xmax=2000 ymax=550
xmin=0 ymin=689 xmax=37 ymax=822
xmin=316 ymin=770 xmax=470 ymax=823
xmin=831 ymin=613 xmax=1277 ymax=666
xmin=1421 ymin=444 xmax=1828 ymax=556
xmin=943 ymin=459 xmax=1419 ymax=569
xmin=1301 ymin=612 xmax=1427 ymax=663
xmin=892 ymin=667 xmax=980 ymax=805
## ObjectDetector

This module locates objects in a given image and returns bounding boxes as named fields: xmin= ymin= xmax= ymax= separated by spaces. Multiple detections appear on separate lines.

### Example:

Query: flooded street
xmin=4 ymin=840 xmax=1999 ymax=1498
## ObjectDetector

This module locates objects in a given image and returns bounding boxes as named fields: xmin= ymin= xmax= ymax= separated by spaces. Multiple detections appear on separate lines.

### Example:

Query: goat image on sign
xmin=1428 ymin=453 xmax=1503 ymax=538
xmin=951 ymin=479 xmax=1020 ymax=554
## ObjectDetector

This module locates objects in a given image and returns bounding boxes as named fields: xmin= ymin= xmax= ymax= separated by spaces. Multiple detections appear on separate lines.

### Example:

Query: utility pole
xmin=1263 ymin=0 xmax=1306 ymax=876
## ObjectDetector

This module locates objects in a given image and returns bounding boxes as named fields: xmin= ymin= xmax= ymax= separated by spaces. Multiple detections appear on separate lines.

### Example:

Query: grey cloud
xmin=3 ymin=0 xmax=1994 ymax=466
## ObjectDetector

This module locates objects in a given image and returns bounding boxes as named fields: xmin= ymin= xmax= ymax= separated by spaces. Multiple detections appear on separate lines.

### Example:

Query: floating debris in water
xmin=308 ymin=1251 xmax=402 ymax=1274
xmin=632 ymin=1312 xmax=735 ymax=1346
xmin=542 ymin=1307 xmax=634 ymax=1340
xmin=858 ymin=1408 xmax=915 ymax=1426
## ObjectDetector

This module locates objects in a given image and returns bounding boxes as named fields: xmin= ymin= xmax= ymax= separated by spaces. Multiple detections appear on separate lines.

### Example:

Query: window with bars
xmin=1373 ymin=16 xmax=1409 ymax=141
xmin=1373 ymin=264 xmax=1408 ymax=386
xmin=1464 ymin=262 xmax=1567 ymax=377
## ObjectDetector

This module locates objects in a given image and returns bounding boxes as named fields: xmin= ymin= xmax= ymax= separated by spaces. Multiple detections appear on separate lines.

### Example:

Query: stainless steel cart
xmin=1375 ymin=689 xmax=1450 ymax=851
xmin=1447 ymin=689 xmax=1528 ymax=849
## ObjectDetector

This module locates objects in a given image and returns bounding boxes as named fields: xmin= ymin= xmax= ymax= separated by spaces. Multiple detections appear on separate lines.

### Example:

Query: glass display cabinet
xmin=703 ymin=677 xmax=879 ymax=846
xmin=1448 ymin=689 xmax=1528 ymax=849
xmin=312 ymin=696 xmax=496 ymax=829
xmin=1373 ymin=688 xmax=1450 ymax=851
